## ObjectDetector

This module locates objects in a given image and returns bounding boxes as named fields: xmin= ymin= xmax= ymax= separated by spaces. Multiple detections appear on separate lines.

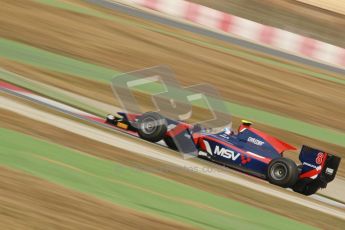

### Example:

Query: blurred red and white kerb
xmin=126 ymin=0 xmax=345 ymax=68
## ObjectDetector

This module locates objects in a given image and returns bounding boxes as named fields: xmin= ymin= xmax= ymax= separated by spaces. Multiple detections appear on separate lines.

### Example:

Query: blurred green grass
xmin=0 ymin=127 xmax=315 ymax=230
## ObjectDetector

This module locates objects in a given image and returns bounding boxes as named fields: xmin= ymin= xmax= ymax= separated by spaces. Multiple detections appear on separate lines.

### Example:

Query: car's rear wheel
xmin=267 ymin=157 xmax=299 ymax=188
xmin=137 ymin=112 xmax=167 ymax=143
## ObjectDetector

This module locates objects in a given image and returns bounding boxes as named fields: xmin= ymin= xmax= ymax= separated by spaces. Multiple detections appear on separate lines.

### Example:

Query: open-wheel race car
xmin=105 ymin=111 xmax=341 ymax=196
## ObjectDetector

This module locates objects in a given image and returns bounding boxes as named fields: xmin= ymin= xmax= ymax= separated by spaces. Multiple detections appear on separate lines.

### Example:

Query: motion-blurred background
xmin=0 ymin=0 xmax=345 ymax=229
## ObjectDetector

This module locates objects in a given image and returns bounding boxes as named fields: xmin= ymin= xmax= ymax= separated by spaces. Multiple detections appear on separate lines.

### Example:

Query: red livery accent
xmin=243 ymin=125 xmax=297 ymax=153
xmin=300 ymin=153 xmax=327 ymax=179
xmin=126 ymin=113 xmax=141 ymax=122
xmin=166 ymin=123 xmax=191 ymax=138
xmin=241 ymin=155 xmax=251 ymax=165
xmin=316 ymin=152 xmax=324 ymax=165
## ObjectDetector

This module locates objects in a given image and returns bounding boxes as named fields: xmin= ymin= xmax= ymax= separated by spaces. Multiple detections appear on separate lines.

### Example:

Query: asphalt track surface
xmin=85 ymin=0 xmax=345 ymax=75
xmin=1 ymin=81 xmax=345 ymax=220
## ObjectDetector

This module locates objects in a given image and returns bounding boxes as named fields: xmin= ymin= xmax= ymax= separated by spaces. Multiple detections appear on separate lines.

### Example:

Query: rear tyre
xmin=267 ymin=157 xmax=299 ymax=188
xmin=137 ymin=112 xmax=167 ymax=143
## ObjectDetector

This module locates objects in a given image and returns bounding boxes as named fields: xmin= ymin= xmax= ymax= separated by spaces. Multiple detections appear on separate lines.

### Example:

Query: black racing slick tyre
xmin=163 ymin=135 xmax=178 ymax=150
xmin=267 ymin=157 xmax=299 ymax=188
xmin=137 ymin=112 xmax=167 ymax=143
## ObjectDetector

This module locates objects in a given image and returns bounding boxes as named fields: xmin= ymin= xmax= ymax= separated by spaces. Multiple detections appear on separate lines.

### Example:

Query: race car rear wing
xmin=293 ymin=145 xmax=341 ymax=195
xmin=299 ymin=145 xmax=340 ymax=182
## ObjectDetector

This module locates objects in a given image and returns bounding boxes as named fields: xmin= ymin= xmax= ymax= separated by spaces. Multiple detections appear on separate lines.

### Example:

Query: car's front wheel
xmin=164 ymin=136 xmax=178 ymax=150
xmin=137 ymin=112 xmax=167 ymax=143
xmin=267 ymin=157 xmax=299 ymax=188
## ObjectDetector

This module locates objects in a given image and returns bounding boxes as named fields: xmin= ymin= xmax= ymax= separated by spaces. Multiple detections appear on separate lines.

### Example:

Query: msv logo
xmin=203 ymin=140 xmax=241 ymax=161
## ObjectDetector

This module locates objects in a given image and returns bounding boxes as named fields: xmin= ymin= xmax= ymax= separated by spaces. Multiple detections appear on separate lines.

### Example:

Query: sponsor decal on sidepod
xmin=247 ymin=137 xmax=264 ymax=146
xmin=203 ymin=140 xmax=241 ymax=161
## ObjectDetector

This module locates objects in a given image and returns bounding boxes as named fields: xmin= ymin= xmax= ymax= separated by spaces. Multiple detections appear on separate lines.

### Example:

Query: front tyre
xmin=164 ymin=135 xmax=178 ymax=150
xmin=137 ymin=112 xmax=167 ymax=143
xmin=267 ymin=157 xmax=299 ymax=188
